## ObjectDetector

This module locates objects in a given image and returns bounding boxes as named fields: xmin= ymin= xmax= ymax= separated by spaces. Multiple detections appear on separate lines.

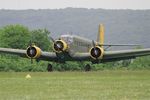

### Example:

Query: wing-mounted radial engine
xmin=89 ymin=40 xmax=104 ymax=60
xmin=90 ymin=46 xmax=104 ymax=60
xmin=26 ymin=32 xmax=42 ymax=63
xmin=26 ymin=44 xmax=42 ymax=63
xmin=26 ymin=45 xmax=41 ymax=59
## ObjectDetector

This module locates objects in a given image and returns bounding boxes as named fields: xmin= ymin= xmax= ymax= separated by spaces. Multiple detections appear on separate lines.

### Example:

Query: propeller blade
xmin=29 ymin=40 xmax=32 ymax=47
xmin=30 ymin=46 xmax=33 ymax=64
xmin=31 ymin=58 xmax=33 ymax=64
xmin=48 ymin=35 xmax=55 ymax=43
xmin=29 ymin=39 xmax=34 ymax=64
xmin=92 ymin=40 xmax=96 ymax=47
xmin=27 ymin=32 xmax=35 ymax=64
xmin=92 ymin=40 xmax=99 ymax=60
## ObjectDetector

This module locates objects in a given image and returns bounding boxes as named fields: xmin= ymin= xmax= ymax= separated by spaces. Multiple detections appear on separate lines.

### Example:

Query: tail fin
xmin=97 ymin=24 xmax=104 ymax=48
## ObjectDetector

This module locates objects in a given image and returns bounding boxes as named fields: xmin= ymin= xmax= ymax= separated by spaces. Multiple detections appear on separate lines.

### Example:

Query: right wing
xmin=0 ymin=48 xmax=57 ymax=61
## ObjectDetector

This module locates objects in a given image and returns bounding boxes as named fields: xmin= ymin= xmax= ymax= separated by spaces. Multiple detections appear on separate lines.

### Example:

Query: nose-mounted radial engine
xmin=48 ymin=35 xmax=68 ymax=53
xmin=53 ymin=40 xmax=68 ymax=53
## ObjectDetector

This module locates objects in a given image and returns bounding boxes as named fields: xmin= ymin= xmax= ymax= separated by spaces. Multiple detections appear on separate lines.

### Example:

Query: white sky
xmin=0 ymin=0 xmax=150 ymax=10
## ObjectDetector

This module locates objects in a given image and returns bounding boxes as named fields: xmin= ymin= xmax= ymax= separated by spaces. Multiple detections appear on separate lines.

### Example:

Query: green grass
xmin=0 ymin=71 xmax=150 ymax=100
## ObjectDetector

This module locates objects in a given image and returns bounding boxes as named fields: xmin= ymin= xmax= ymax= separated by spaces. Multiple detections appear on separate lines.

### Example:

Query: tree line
xmin=0 ymin=24 xmax=150 ymax=72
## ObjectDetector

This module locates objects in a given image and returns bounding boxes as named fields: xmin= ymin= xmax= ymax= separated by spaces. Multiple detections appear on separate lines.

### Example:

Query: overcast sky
xmin=0 ymin=0 xmax=150 ymax=10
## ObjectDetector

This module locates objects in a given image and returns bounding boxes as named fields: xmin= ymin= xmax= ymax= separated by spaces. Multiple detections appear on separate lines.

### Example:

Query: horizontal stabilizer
xmin=98 ymin=44 xmax=140 ymax=46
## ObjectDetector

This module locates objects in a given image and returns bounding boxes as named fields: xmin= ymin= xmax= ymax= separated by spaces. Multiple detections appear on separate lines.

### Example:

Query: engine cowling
xmin=26 ymin=45 xmax=41 ymax=59
xmin=53 ymin=40 xmax=68 ymax=53
xmin=90 ymin=46 xmax=104 ymax=59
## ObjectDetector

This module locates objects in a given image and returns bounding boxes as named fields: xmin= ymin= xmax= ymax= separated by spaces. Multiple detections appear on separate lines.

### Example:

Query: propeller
xmin=28 ymin=32 xmax=34 ymax=64
xmin=48 ymin=35 xmax=65 ymax=52
xmin=91 ymin=40 xmax=100 ymax=59
xmin=27 ymin=32 xmax=42 ymax=63
xmin=92 ymin=40 xmax=98 ymax=55
xmin=54 ymin=41 xmax=64 ymax=52
xmin=27 ymin=41 xmax=37 ymax=64
xmin=29 ymin=40 xmax=33 ymax=64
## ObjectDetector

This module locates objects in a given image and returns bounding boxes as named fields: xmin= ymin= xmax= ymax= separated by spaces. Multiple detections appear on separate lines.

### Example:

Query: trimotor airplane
xmin=0 ymin=24 xmax=150 ymax=70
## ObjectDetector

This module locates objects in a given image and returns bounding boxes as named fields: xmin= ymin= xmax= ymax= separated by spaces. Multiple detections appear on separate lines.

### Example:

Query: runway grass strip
xmin=0 ymin=70 xmax=150 ymax=100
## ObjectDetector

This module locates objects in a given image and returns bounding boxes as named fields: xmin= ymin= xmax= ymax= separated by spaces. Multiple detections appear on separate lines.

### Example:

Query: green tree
xmin=31 ymin=29 xmax=52 ymax=51
xmin=0 ymin=24 xmax=30 ymax=49
xmin=0 ymin=25 xmax=53 ymax=72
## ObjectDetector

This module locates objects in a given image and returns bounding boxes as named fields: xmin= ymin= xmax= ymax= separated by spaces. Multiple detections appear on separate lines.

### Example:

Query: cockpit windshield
xmin=61 ymin=35 xmax=73 ymax=44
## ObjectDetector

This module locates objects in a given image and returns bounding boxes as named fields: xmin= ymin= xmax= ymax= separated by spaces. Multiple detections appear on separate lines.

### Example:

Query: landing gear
xmin=47 ymin=64 xmax=53 ymax=72
xmin=84 ymin=64 xmax=91 ymax=71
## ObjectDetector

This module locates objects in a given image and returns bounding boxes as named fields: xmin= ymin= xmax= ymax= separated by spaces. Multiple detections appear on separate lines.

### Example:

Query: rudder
xmin=97 ymin=24 xmax=104 ymax=48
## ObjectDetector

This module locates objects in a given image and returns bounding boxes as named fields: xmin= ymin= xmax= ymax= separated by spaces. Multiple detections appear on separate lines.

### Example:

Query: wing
xmin=71 ymin=48 xmax=150 ymax=62
xmin=0 ymin=48 xmax=57 ymax=61
xmin=102 ymin=48 xmax=150 ymax=62
xmin=1 ymin=47 xmax=150 ymax=63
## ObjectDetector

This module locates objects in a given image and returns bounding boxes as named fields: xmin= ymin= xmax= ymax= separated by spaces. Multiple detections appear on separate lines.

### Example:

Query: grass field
xmin=0 ymin=70 xmax=150 ymax=100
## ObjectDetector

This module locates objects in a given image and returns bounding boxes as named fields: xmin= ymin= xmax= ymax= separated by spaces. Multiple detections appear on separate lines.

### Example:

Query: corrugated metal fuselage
xmin=60 ymin=35 xmax=92 ymax=53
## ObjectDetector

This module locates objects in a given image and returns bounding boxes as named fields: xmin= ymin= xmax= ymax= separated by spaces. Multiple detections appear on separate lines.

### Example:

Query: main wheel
xmin=84 ymin=64 xmax=91 ymax=71
xmin=47 ymin=64 xmax=53 ymax=72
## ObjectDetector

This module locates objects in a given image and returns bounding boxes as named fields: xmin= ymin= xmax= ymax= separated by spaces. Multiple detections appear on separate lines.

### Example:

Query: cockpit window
xmin=61 ymin=35 xmax=73 ymax=44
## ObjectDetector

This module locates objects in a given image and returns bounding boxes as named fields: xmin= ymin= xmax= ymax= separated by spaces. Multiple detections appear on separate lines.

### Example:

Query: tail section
xmin=97 ymin=24 xmax=104 ymax=48
xmin=96 ymin=24 xmax=139 ymax=48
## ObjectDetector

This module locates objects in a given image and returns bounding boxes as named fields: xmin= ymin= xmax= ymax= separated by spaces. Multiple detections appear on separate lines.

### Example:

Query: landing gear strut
xmin=47 ymin=64 xmax=53 ymax=72
xmin=84 ymin=64 xmax=91 ymax=71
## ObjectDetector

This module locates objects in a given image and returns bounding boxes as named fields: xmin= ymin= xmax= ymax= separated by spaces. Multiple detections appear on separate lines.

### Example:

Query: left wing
xmin=71 ymin=48 xmax=150 ymax=62
xmin=0 ymin=48 xmax=57 ymax=61
xmin=102 ymin=48 xmax=150 ymax=62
